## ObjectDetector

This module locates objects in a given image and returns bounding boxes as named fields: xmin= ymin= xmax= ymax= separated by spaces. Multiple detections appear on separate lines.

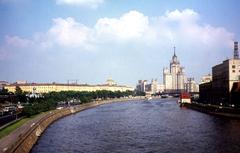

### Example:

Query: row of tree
xmin=1 ymin=86 xmax=148 ymax=116
xmin=24 ymin=90 xmax=134 ymax=116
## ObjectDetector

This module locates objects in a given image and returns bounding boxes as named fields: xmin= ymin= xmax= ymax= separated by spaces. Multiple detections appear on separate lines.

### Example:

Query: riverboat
xmin=144 ymin=96 xmax=152 ymax=102
xmin=179 ymin=92 xmax=191 ymax=107
xmin=161 ymin=94 xmax=169 ymax=98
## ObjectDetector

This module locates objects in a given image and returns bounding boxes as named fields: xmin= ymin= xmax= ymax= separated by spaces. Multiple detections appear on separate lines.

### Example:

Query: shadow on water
xmin=31 ymin=98 xmax=240 ymax=153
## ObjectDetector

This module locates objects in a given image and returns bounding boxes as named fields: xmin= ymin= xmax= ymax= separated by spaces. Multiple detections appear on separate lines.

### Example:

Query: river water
xmin=31 ymin=98 xmax=240 ymax=153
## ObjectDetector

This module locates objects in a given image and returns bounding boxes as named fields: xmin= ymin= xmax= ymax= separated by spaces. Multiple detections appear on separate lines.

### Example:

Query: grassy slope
xmin=0 ymin=114 xmax=39 ymax=139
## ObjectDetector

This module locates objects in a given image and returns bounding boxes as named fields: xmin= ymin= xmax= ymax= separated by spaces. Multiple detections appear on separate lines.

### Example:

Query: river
xmin=31 ymin=98 xmax=240 ymax=153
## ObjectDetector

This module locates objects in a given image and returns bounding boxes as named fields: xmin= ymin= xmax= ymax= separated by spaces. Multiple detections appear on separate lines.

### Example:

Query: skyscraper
xmin=163 ymin=47 xmax=186 ymax=93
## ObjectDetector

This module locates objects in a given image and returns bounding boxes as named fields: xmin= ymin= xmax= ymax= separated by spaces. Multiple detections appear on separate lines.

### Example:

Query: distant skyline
xmin=0 ymin=0 xmax=240 ymax=86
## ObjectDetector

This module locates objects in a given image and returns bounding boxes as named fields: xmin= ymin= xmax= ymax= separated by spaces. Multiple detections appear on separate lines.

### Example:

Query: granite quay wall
xmin=185 ymin=102 xmax=240 ymax=119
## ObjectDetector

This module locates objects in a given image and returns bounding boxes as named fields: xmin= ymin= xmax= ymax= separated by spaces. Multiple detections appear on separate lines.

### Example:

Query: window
xmin=232 ymin=65 xmax=236 ymax=68
xmin=233 ymin=70 xmax=235 ymax=73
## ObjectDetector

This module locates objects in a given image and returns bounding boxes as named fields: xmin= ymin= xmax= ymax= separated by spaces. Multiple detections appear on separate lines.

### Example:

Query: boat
xmin=161 ymin=94 xmax=169 ymax=98
xmin=173 ymin=94 xmax=180 ymax=98
xmin=148 ymin=97 xmax=152 ymax=100
xmin=179 ymin=92 xmax=191 ymax=107
xmin=144 ymin=96 xmax=152 ymax=101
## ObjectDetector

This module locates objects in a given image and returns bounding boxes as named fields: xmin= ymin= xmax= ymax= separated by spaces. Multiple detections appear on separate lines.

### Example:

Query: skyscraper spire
xmin=172 ymin=46 xmax=178 ymax=64
xmin=174 ymin=46 xmax=176 ymax=56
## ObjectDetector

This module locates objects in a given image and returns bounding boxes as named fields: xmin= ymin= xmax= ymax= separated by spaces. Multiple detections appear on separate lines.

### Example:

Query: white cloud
xmin=2 ymin=9 xmax=234 ymax=53
xmin=164 ymin=9 xmax=199 ymax=23
xmin=149 ymin=9 xmax=234 ymax=51
xmin=1 ymin=9 xmax=236 ymax=84
xmin=28 ymin=11 xmax=152 ymax=50
xmin=5 ymin=35 xmax=33 ymax=47
xmin=56 ymin=0 xmax=104 ymax=8
xmin=95 ymin=10 xmax=150 ymax=41
xmin=46 ymin=17 xmax=94 ymax=49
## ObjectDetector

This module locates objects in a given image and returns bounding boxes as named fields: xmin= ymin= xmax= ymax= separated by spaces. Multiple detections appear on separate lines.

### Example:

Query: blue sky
xmin=0 ymin=0 xmax=240 ymax=86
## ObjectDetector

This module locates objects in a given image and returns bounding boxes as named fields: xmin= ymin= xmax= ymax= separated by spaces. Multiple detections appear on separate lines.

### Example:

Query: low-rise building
xmin=200 ymin=74 xmax=212 ymax=84
xmin=4 ymin=79 xmax=134 ymax=94
xmin=0 ymin=81 xmax=9 ymax=90
xmin=16 ymin=80 xmax=27 ymax=84
xmin=136 ymin=79 xmax=160 ymax=94
xmin=185 ymin=78 xmax=199 ymax=93
xmin=157 ymin=84 xmax=164 ymax=93
xmin=136 ymin=80 xmax=148 ymax=93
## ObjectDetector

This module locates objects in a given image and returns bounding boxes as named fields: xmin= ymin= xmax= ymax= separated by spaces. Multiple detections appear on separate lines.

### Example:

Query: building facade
xmin=4 ymin=79 xmax=134 ymax=94
xmin=185 ymin=78 xmax=199 ymax=93
xmin=199 ymin=42 xmax=240 ymax=106
xmin=0 ymin=81 xmax=9 ymax=90
xmin=200 ymin=74 xmax=212 ymax=84
xmin=211 ymin=58 xmax=240 ymax=104
xmin=163 ymin=48 xmax=186 ymax=93
xmin=149 ymin=79 xmax=158 ymax=94
xmin=157 ymin=84 xmax=165 ymax=93
xmin=136 ymin=79 xmax=161 ymax=94
xmin=136 ymin=80 xmax=148 ymax=93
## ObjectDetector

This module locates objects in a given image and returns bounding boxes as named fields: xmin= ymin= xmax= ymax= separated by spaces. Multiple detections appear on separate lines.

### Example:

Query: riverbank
xmin=183 ymin=102 xmax=240 ymax=119
xmin=0 ymin=97 xmax=144 ymax=153
xmin=0 ymin=116 xmax=35 ymax=139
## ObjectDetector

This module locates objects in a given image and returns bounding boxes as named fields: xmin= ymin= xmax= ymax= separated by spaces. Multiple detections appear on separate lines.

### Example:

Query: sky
xmin=0 ymin=0 xmax=240 ymax=86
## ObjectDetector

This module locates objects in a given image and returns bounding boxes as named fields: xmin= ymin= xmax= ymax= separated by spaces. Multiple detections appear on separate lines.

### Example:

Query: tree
xmin=15 ymin=86 xmax=23 ymax=95
xmin=15 ymin=86 xmax=27 ymax=103
xmin=23 ymin=90 xmax=135 ymax=117
xmin=135 ymin=90 xmax=146 ymax=96
xmin=0 ymin=87 xmax=9 ymax=95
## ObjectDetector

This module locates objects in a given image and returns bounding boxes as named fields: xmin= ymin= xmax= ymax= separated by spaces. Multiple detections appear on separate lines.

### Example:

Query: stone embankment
xmin=184 ymin=102 xmax=240 ymax=119
xmin=0 ymin=97 xmax=143 ymax=153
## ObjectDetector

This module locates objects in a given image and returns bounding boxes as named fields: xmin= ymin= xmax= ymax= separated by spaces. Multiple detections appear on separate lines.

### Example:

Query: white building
xmin=150 ymin=79 xmax=158 ymax=94
xmin=0 ymin=81 xmax=9 ymax=90
xmin=163 ymin=47 xmax=186 ymax=93
xmin=106 ymin=78 xmax=117 ymax=86
xmin=157 ymin=84 xmax=164 ymax=93
xmin=136 ymin=80 xmax=148 ymax=92
xmin=185 ymin=78 xmax=199 ymax=92
xmin=200 ymin=74 xmax=212 ymax=84
xmin=136 ymin=79 xmax=160 ymax=94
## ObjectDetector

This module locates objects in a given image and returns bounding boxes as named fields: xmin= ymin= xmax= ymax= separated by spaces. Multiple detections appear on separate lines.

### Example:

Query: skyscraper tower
xmin=234 ymin=41 xmax=239 ymax=59
xmin=163 ymin=46 xmax=186 ymax=92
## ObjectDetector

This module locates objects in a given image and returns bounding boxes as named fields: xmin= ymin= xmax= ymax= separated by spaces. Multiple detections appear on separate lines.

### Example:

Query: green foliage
xmin=23 ymin=90 xmax=134 ymax=117
xmin=24 ymin=98 xmax=57 ymax=117
xmin=15 ymin=86 xmax=23 ymax=95
xmin=135 ymin=90 xmax=146 ymax=96
xmin=0 ymin=114 xmax=40 ymax=139
xmin=23 ymin=105 xmax=36 ymax=117
xmin=14 ymin=86 xmax=27 ymax=103
xmin=0 ymin=87 xmax=9 ymax=95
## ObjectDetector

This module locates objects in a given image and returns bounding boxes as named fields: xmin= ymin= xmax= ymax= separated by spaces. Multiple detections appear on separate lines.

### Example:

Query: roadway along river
xmin=31 ymin=98 xmax=240 ymax=153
